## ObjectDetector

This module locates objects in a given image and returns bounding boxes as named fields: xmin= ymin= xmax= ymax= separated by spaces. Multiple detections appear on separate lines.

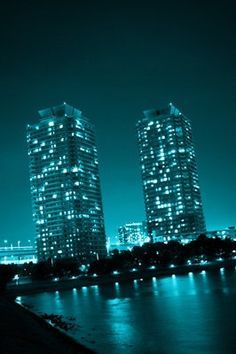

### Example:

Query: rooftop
xmin=38 ymin=102 xmax=83 ymax=121
xmin=143 ymin=103 xmax=182 ymax=119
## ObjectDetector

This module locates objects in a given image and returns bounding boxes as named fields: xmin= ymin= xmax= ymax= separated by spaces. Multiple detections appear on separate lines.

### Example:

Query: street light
xmin=4 ymin=240 xmax=8 ymax=249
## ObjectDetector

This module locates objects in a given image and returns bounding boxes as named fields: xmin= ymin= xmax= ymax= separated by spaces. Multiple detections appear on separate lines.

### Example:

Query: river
xmin=19 ymin=267 xmax=236 ymax=354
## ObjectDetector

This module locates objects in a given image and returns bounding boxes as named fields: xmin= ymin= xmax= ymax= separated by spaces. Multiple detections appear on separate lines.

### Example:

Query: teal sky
xmin=0 ymin=0 xmax=236 ymax=244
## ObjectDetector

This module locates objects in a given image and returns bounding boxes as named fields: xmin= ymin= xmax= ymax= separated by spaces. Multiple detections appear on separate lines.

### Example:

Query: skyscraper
xmin=27 ymin=103 xmax=107 ymax=262
xmin=137 ymin=103 xmax=205 ymax=242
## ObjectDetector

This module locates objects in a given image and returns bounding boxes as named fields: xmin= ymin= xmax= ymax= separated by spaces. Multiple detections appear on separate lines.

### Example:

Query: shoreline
xmin=2 ymin=258 xmax=235 ymax=354
xmin=6 ymin=258 xmax=236 ymax=297
xmin=0 ymin=296 xmax=94 ymax=354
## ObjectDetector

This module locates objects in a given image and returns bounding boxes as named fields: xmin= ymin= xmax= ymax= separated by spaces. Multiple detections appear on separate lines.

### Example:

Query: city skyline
xmin=0 ymin=1 xmax=236 ymax=243
xmin=1 ymin=97 xmax=235 ymax=244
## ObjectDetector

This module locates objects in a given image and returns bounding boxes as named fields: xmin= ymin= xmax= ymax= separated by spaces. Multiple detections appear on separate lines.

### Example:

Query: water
xmin=20 ymin=268 xmax=236 ymax=354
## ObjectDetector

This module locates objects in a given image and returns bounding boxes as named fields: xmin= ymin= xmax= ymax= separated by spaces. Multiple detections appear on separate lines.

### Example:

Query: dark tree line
xmin=29 ymin=257 xmax=81 ymax=280
xmin=88 ymin=235 xmax=236 ymax=275
xmin=0 ymin=265 xmax=17 ymax=292
xmin=0 ymin=257 xmax=81 ymax=285
xmin=1 ymin=235 xmax=235 ymax=288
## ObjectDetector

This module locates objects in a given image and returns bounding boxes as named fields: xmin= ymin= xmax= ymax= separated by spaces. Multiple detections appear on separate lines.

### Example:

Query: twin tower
xmin=27 ymin=102 xmax=205 ymax=262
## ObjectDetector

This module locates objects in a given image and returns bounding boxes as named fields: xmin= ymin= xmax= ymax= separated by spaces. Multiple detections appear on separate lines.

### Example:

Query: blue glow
xmin=133 ymin=279 xmax=138 ymax=289
xmin=73 ymin=288 xmax=78 ymax=295
xmin=16 ymin=296 xmax=22 ymax=304
xmin=152 ymin=277 xmax=158 ymax=293
xmin=114 ymin=282 xmax=120 ymax=295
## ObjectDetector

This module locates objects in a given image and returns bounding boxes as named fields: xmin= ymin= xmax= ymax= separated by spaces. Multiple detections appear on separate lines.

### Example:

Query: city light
xmin=27 ymin=103 xmax=107 ymax=262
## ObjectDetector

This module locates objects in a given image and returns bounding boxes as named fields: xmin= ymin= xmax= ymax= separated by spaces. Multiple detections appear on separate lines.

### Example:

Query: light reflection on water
xmin=20 ymin=269 xmax=236 ymax=354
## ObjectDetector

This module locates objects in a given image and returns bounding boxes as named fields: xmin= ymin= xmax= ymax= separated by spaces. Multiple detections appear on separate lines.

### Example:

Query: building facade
xmin=118 ymin=222 xmax=148 ymax=245
xmin=27 ymin=103 xmax=107 ymax=262
xmin=0 ymin=245 xmax=37 ymax=265
xmin=206 ymin=226 xmax=236 ymax=240
xmin=137 ymin=103 xmax=205 ymax=242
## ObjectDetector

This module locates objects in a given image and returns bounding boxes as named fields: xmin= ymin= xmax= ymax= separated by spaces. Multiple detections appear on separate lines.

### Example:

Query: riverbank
xmin=6 ymin=258 xmax=236 ymax=297
xmin=0 ymin=296 xmax=94 ymax=354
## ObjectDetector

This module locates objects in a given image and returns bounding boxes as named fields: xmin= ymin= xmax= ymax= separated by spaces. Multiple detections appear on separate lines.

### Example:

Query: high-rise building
xmin=118 ymin=222 xmax=148 ymax=245
xmin=137 ymin=103 xmax=205 ymax=242
xmin=27 ymin=103 xmax=107 ymax=262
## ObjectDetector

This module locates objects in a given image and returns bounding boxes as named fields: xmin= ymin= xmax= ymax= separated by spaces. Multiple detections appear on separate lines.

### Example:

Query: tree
xmin=0 ymin=265 xmax=17 ymax=292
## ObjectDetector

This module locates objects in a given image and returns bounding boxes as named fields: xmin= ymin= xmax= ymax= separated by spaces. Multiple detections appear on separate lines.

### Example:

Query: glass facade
xmin=137 ymin=103 xmax=206 ymax=242
xmin=27 ymin=103 xmax=107 ymax=262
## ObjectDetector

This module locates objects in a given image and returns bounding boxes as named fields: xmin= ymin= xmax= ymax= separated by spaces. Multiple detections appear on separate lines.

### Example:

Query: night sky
xmin=0 ymin=0 xmax=236 ymax=245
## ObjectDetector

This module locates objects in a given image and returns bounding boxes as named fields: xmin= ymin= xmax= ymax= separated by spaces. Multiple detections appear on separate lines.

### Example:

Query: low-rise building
xmin=206 ymin=226 xmax=236 ymax=240
xmin=0 ymin=245 xmax=37 ymax=264
xmin=118 ymin=222 xmax=149 ymax=246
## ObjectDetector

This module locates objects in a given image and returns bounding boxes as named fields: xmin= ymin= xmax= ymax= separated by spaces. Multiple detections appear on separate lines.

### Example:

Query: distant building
xmin=137 ymin=103 xmax=206 ymax=242
xmin=118 ymin=222 xmax=149 ymax=245
xmin=0 ymin=245 xmax=37 ymax=264
xmin=207 ymin=226 xmax=236 ymax=240
xmin=27 ymin=103 xmax=107 ymax=262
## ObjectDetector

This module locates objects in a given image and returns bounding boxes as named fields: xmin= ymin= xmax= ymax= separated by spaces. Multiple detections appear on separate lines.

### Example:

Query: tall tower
xmin=27 ymin=103 xmax=107 ymax=262
xmin=137 ymin=103 xmax=205 ymax=242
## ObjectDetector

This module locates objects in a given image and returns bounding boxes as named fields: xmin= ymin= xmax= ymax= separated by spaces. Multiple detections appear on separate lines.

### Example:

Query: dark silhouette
xmin=89 ymin=235 xmax=236 ymax=275
xmin=0 ymin=265 xmax=17 ymax=292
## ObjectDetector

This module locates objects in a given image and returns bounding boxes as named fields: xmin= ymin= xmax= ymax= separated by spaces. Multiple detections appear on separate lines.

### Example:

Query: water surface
xmin=20 ymin=268 xmax=236 ymax=354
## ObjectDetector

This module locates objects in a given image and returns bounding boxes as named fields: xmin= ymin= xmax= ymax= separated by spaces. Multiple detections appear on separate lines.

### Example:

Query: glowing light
xmin=131 ymin=268 xmax=137 ymax=272
xmin=16 ymin=296 xmax=22 ymax=304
